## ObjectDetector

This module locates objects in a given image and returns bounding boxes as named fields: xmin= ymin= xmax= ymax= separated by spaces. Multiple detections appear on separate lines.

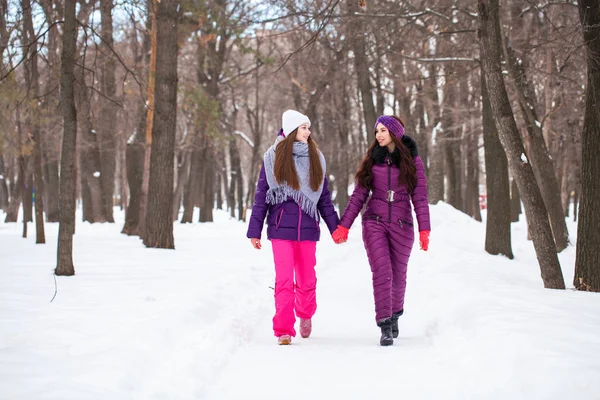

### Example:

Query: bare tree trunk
xmin=56 ymin=0 xmax=78 ymax=276
xmin=428 ymin=139 xmax=444 ymax=204
xmin=23 ymin=0 xmax=45 ymax=243
xmin=510 ymin=178 xmax=521 ymax=222
xmin=122 ymin=0 xmax=150 ymax=236
xmin=143 ymin=0 xmax=178 ymax=249
xmin=424 ymin=64 xmax=442 ymax=204
xmin=228 ymin=137 xmax=243 ymax=219
xmin=39 ymin=0 xmax=61 ymax=223
xmin=172 ymin=151 xmax=190 ymax=221
xmin=138 ymin=0 xmax=156 ymax=240
xmin=123 ymin=140 xmax=144 ymax=235
xmin=5 ymin=107 xmax=26 ymax=223
xmin=503 ymin=38 xmax=569 ymax=252
xmin=347 ymin=0 xmax=376 ymax=134
xmin=24 ymin=172 xmax=33 ymax=225
xmin=478 ymin=0 xmax=564 ymax=289
xmin=560 ymin=139 xmax=574 ymax=215
xmin=181 ymin=149 xmax=200 ymax=223
xmin=79 ymin=114 xmax=105 ymax=223
xmin=44 ymin=160 xmax=60 ymax=222
xmin=574 ymin=0 xmax=600 ymax=292
xmin=481 ymin=73 xmax=513 ymax=258
xmin=0 ymin=154 xmax=8 ymax=209
xmin=466 ymin=126 xmax=482 ymax=222
xmin=199 ymin=150 xmax=214 ymax=222
xmin=442 ymin=84 xmax=462 ymax=210
xmin=216 ymin=167 xmax=223 ymax=210
xmin=97 ymin=0 xmax=117 ymax=222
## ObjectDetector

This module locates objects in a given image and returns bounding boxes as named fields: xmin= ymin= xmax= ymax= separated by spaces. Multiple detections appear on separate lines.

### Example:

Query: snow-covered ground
xmin=1 ymin=204 xmax=599 ymax=400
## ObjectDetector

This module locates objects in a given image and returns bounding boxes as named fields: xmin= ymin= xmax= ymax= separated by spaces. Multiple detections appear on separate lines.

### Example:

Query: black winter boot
xmin=391 ymin=310 xmax=404 ymax=339
xmin=377 ymin=318 xmax=394 ymax=346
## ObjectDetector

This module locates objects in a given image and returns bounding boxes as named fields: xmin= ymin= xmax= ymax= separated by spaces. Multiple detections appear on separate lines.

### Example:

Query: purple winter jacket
xmin=340 ymin=143 xmax=431 ymax=233
xmin=246 ymin=163 xmax=340 ymax=242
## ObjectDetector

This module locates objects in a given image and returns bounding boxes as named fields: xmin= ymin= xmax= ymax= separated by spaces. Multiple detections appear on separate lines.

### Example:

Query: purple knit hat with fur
xmin=375 ymin=116 xmax=405 ymax=139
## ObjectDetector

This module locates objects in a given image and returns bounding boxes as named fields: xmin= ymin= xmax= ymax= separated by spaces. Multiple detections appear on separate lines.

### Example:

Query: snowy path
xmin=1 ymin=204 xmax=600 ymax=400
xmin=206 ymin=205 xmax=599 ymax=400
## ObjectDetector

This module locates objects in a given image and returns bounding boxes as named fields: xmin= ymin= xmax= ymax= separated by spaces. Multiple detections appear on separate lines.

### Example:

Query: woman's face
xmin=375 ymin=123 xmax=393 ymax=148
xmin=295 ymin=124 xmax=311 ymax=143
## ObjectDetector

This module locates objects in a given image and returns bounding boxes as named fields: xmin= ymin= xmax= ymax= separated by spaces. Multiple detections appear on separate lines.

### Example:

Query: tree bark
xmin=97 ymin=0 xmax=117 ymax=222
xmin=466 ymin=116 xmax=481 ymax=222
xmin=481 ymin=73 xmax=513 ymax=258
xmin=510 ymin=178 xmax=521 ymax=222
xmin=122 ymin=141 xmax=144 ymax=235
xmin=44 ymin=160 xmax=60 ymax=222
xmin=23 ymin=0 xmax=45 ymax=243
xmin=503 ymin=38 xmax=569 ymax=252
xmin=199 ymin=150 xmax=214 ymax=222
xmin=138 ymin=0 xmax=156 ymax=240
xmin=143 ymin=0 xmax=178 ymax=249
xmin=347 ymin=0 xmax=376 ymax=134
xmin=0 ymin=154 xmax=8 ymax=209
xmin=122 ymin=0 xmax=150 ymax=236
xmin=172 ymin=151 xmax=188 ymax=220
xmin=442 ymin=82 xmax=463 ymax=211
xmin=574 ymin=0 xmax=600 ymax=291
xmin=428 ymin=138 xmax=444 ymax=204
xmin=228 ymin=137 xmax=243 ymax=219
xmin=56 ymin=0 xmax=78 ymax=276
xmin=4 ymin=107 xmax=26 ymax=223
xmin=181 ymin=149 xmax=200 ymax=223
xmin=478 ymin=0 xmax=564 ymax=289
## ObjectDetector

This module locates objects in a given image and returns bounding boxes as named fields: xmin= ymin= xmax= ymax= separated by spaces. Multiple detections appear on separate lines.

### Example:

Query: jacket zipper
xmin=387 ymin=158 xmax=392 ymax=223
xmin=298 ymin=204 xmax=302 ymax=241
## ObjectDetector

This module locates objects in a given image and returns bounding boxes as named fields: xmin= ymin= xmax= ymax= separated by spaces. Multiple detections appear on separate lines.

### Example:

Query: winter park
xmin=1 ymin=1 xmax=600 ymax=399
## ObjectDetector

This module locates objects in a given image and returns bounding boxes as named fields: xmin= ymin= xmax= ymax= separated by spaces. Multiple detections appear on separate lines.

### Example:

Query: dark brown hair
xmin=355 ymin=116 xmax=417 ymax=192
xmin=274 ymin=129 xmax=324 ymax=191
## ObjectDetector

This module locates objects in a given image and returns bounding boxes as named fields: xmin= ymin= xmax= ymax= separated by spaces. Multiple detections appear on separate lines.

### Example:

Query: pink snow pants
xmin=271 ymin=239 xmax=317 ymax=337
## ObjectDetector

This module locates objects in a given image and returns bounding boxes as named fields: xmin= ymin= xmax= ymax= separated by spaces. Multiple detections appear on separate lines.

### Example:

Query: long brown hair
xmin=355 ymin=117 xmax=417 ymax=192
xmin=274 ymin=129 xmax=324 ymax=191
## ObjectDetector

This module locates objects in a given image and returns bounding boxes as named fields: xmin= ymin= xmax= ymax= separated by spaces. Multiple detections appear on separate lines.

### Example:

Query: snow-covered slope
xmin=1 ymin=204 xmax=598 ymax=400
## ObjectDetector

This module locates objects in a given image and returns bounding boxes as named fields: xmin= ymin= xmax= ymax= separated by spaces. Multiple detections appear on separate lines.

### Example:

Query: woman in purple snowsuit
xmin=332 ymin=115 xmax=431 ymax=346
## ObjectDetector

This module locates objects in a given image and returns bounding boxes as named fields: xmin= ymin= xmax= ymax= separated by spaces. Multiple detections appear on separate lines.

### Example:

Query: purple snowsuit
xmin=340 ymin=142 xmax=430 ymax=322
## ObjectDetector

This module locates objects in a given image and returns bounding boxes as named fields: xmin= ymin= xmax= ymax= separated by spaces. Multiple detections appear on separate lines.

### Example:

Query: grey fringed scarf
xmin=263 ymin=135 xmax=326 ymax=219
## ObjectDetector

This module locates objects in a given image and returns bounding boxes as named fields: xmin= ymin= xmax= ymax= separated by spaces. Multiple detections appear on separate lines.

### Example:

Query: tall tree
xmin=347 ymin=0 xmax=376 ymax=134
xmin=573 ymin=0 xmax=600 ymax=292
xmin=97 ymin=0 xmax=118 ymax=222
xmin=477 ymin=0 xmax=564 ymax=289
xmin=22 ymin=0 xmax=45 ymax=243
xmin=503 ymin=38 xmax=569 ymax=252
xmin=138 ymin=0 xmax=157 ymax=239
xmin=122 ymin=0 xmax=151 ymax=236
xmin=481 ymin=73 xmax=513 ymax=259
xmin=55 ymin=0 xmax=78 ymax=276
xmin=143 ymin=0 xmax=178 ymax=249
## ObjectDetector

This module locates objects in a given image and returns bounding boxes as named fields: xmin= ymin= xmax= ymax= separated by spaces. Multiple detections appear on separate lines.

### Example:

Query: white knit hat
xmin=281 ymin=110 xmax=311 ymax=137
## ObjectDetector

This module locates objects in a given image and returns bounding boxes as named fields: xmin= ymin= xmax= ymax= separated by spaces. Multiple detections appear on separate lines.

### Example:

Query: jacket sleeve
xmin=317 ymin=176 xmax=340 ymax=234
xmin=339 ymin=183 xmax=370 ymax=229
xmin=246 ymin=163 xmax=270 ymax=239
xmin=411 ymin=155 xmax=431 ymax=232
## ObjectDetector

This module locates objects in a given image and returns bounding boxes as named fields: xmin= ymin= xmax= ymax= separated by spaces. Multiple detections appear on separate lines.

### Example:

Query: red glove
xmin=332 ymin=226 xmax=349 ymax=244
xmin=419 ymin=230 xmax=430 ymax=251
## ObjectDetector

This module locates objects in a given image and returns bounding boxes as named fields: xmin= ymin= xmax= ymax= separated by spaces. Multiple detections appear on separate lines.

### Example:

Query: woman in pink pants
xmin=247 ymin=110 xmax=339 ymax=345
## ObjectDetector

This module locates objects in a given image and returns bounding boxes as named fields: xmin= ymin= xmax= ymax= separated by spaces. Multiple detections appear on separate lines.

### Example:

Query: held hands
xmin=332 ymin=225 xmax=349 ymax=244
xmin=250 ymin=238 xmax=262 ymax=250
xmin=419 ymin=230 xmax=430 ymax=251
